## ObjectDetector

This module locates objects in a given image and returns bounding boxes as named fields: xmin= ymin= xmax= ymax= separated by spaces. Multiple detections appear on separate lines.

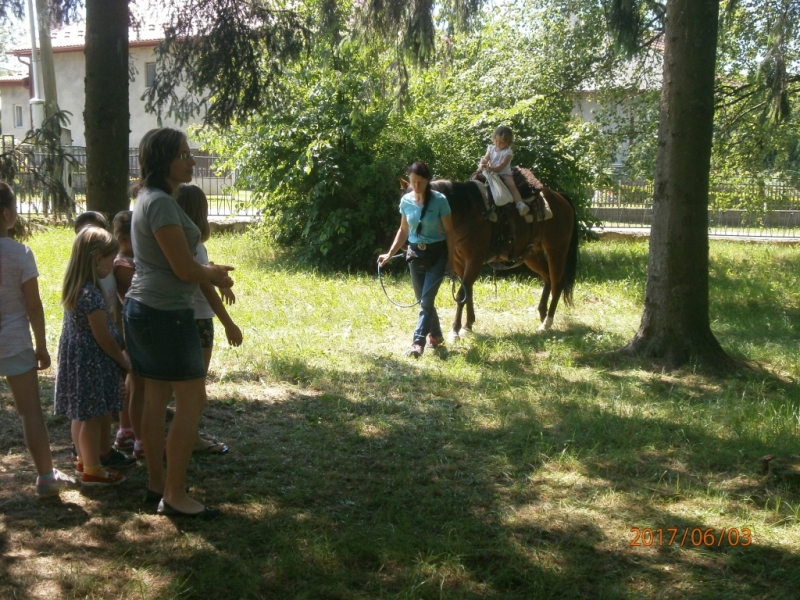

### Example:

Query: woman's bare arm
xmin=88 ymin=310 xmax=130 ymax=372
xmin=154 ymin=225 xmax=234 ymax=288
xmin=377 ymin=216 xmax=410 ymax=266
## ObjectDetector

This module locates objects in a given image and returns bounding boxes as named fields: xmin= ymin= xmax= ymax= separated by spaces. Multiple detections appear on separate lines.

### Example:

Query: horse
xmin=430 ymin=167 xmax=579 ymax=340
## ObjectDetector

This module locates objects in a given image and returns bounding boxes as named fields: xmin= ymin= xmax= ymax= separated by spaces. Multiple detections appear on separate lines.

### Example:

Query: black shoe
xmin=157 ymin=499 xmax=220 ymax=520
xmin=100 ymin=448 xmax=137 ymax=469
xmin=144 ymin=485 xmax=191 ymax=505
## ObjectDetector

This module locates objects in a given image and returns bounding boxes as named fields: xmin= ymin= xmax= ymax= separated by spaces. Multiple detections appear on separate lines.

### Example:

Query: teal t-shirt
xmin=400 ymin=190 xmax=451 ymax=244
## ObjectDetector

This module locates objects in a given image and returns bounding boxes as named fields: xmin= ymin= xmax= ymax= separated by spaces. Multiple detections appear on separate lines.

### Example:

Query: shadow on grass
xmin=4 ymin=322 xmax=800 ymax=597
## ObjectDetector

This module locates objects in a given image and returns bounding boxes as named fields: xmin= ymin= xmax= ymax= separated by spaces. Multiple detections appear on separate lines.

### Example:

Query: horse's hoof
xmin=537 ymin=317 xmax=554 ymax=332
xmin=448 ymin=331 xmax=460 ymax=344
xmin=459 ymin=328 xmax=474 ymax=338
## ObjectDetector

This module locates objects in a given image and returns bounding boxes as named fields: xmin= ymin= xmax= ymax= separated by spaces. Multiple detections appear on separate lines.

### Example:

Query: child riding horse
xmin=430 ymin=167 xmax=578 ymax=339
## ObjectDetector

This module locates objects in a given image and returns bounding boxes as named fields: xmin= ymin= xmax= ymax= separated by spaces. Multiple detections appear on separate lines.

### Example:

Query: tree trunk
xmin=84 ymin=0 xmax=129 ymax=217
xmin=623 ymin=0 xmax=736 ymax=370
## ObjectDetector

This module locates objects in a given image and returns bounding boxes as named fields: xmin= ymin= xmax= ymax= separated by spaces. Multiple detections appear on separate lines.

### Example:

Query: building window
xmin=14 ymin=105 xmax=24 ymax=128
xmin=145 ymin=62 xmax=157 ymax=88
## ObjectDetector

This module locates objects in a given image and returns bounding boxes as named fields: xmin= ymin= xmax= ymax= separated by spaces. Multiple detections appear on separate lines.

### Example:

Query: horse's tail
xmin=560 ymin=192 xmax=579 ymax=307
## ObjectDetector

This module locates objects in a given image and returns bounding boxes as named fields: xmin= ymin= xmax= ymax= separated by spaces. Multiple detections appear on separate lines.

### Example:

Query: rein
xmin=378 ymin=253 xmax=469 ymax=308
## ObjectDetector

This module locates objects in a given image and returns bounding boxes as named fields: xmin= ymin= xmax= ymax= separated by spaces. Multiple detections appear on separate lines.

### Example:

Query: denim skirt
xmin=123 ymin=298 xmax=205 ymax=381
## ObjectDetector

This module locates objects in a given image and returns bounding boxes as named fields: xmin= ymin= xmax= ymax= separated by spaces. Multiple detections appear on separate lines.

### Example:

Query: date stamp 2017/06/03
xmin=630 ymin=527 xmax=752 ymax=548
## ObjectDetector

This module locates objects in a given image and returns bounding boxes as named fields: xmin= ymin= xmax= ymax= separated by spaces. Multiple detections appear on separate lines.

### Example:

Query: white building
xmin=0 ymin=18 xmax=202 ymax=148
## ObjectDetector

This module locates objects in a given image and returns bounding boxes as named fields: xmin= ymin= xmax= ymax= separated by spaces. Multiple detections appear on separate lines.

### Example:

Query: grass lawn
xmin=2 ymin=229 xmax=800 ymax=599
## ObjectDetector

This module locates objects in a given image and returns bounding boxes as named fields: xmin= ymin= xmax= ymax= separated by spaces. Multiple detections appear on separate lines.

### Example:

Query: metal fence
xmin=9 ymin=145 xmax=257 ymax=218
xmin=592 ymin=180 xmax=800 ymax=237
xmin=7 ymin=141 xmax=800 ymax=237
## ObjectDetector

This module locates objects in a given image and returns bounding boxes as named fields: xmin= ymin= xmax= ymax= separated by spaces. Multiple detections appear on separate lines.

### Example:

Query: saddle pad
xmin=511 ymin=167 xmax=544 ymax=201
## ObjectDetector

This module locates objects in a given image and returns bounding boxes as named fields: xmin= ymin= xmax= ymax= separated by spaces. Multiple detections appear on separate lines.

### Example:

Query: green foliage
xmin=148 ymin=0 xmax=487 ymax=127
xmin=0 ymin=0 xmax=83 ymax=26
xmin=197 ymin=2 xmax=613 ymax=269
xmin=598 ymin=0 xmax=800 ymax=185
xmin=0 ymin=0 xmax=24 ymax=21
xmin=713 ymin=0 xmax=800 ymax=182
xmin=0 ymin=19 xmax=21 ymax=76
xmin=195 ymin=39 xmax=428 ymax=269
xmin=145 ymin=0 xmax=311 ymax=126
xmin=605 ymin=0 xmax=665 ymax=57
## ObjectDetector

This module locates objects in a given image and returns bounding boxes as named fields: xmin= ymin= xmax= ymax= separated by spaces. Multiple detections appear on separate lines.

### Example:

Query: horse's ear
xmin=400 ymin=177 xmax=409 ymax=190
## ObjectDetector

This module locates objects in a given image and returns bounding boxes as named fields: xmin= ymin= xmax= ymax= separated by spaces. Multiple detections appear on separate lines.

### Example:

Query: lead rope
xmin=378 ymin=253 xmax=469 ymax=308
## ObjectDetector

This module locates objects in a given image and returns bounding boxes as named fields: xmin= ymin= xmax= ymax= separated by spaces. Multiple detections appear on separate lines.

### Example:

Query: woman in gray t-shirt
xmin=123 ymin=128 xmax=234 ymax=519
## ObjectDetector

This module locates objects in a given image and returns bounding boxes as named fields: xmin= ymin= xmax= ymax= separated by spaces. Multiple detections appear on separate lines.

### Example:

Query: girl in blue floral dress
xmin=55 ymin=227 xmax=131 ymax=486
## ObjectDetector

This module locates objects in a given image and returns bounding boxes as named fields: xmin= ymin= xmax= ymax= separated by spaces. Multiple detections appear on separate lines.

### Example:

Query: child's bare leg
xmin=193 ymin=346 xmax=218 ymax=452
xmin=7 ymin=369 xmax=54 ymax=476
xmin=119 ymin=387 xmax=132 ymax=430
xmin=71 ymin=419 xmax=81 ymax=458
xmin=500 ymin=174 xmax=523 ymax=203
xmin=77 ymin=416 xmax=105 ymax=469
xmin=128 ymin=373 xmax=145 ymax=442
xmin=203 ymin=347 xmax=213 ymax=374
xmin=100 ymin=413 xmax=113 ymax=455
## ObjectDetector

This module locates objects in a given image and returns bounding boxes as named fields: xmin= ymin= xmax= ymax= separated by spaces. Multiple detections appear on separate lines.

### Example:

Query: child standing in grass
xmin=176 ymin=184 xmax=242 ymax=454
xmin=0 ymin=182 xmax=78 ymax=496
xmin=112 ymin=210 xmax=146 ymax=459
xmin=55 ymin=227 xmax=131 ymax=486
xmin=71 ymin=212 xmax=136 ymax=469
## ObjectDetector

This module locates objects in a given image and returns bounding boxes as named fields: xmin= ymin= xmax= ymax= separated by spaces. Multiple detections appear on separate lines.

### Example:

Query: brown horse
xmin=430 ymin=168 xmax=578 ymax=340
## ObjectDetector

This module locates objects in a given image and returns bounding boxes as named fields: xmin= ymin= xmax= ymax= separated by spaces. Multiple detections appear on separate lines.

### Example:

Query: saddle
xmin=470 ymin=167 xmax=552 ymax=267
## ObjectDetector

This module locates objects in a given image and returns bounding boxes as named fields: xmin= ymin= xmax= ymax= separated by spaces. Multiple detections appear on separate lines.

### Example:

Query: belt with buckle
xmin=417 ymin=242 xmax=427 ymax=250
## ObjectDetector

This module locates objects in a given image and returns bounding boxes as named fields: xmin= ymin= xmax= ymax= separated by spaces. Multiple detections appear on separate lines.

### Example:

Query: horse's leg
xmin=451 ymin=258 xmax=483 ymax=341
xmin=450 ymin=258 xmax=466 ymax=342
xmin=465 ymin=291 xmax=477 ymax=334
xmin=538 ymin=283 xmax=551 ymax=324
xmin=452 ymin=300 xmax=465 ymax=343
xmin=523 ymin=250 xmax=552 ymax=326
xmin=538 ymin=244 xmax=571 ymax=331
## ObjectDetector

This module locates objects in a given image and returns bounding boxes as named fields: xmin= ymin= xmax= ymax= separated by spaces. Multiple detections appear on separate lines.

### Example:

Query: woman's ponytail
xmin=408 ymin=162 xmax=433 ymax=236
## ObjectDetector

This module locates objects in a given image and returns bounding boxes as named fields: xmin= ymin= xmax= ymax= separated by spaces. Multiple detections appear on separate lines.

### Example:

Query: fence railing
xmin=8 ymin=142 xmax=800 ymax=237
xmin=10 ymin=145 xmax=257 ymax=218
xmin=591 ymin=180 xmax=800 ymax=237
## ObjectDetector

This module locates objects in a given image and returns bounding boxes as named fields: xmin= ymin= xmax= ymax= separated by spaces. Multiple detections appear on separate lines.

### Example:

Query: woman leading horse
xmin=430 ymin=168 xmax=578 ymax=340
xmin=378 ymin=162 xmax=456 ymax=358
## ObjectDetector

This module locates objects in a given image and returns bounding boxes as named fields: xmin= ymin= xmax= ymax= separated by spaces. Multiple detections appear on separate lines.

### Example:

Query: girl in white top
xmin=175 ymin=185 xmax=242 ymax=356
xmin=0 ymin=181 xmax=77 ymax=496
xmin=175 ymin=184 xmax=242 ymax=454
xmin=479 ymin=126 xmax=529 ymax=217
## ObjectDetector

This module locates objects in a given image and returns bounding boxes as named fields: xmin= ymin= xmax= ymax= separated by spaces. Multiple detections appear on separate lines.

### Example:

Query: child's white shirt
xmin=0 ymin=238 xmax=38 ymax=358
xmin=98 ymin=273 xmax=118 ymax=320
xmin=192 ymin=242 xmax=215 ymax=320
xmin=486 ymin=145 xmax=514 ymax=175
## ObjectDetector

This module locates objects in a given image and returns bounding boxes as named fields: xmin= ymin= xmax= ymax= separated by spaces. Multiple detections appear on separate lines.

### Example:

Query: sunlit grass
xmin=1 ymin=228 xmax=800 ymax=598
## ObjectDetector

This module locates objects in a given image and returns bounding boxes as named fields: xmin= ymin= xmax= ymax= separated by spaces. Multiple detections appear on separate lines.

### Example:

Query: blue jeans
xmin=409 ymin=252 xmax=447 ymax=345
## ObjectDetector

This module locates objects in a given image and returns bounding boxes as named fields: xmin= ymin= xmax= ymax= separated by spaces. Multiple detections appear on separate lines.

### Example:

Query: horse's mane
xmin=430 ymin=179 xmax=484 ymax=216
